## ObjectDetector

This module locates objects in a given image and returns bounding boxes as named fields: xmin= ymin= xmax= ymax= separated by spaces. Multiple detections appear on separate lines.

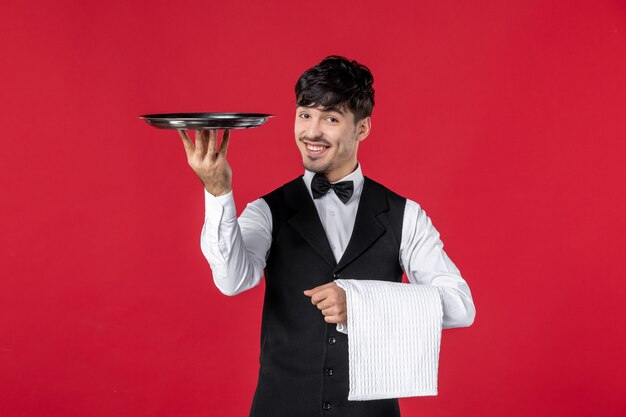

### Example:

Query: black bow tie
xmin=311 ymin=173 xmax=354 ymax=204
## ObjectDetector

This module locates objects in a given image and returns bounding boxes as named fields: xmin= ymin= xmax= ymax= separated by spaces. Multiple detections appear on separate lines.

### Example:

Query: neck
xmin=325 ymin=161 xmax=358 ymax=182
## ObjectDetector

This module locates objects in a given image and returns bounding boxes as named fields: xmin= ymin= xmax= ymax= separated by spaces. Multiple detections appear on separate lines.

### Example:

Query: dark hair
xmin=295 ymin=55 xmax=375 ymax=122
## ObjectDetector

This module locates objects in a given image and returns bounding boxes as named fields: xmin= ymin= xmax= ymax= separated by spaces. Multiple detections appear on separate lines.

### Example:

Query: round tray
xmin=139 ymin=112 xmax=273 ymax=130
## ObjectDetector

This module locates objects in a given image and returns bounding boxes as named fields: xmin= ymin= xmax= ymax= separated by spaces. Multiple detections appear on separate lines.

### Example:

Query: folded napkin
xmin=334 ymin=279 xmax=443 ymax=400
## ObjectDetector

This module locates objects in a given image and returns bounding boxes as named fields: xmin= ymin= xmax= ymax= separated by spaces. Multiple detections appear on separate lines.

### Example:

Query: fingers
xmin=218 ymin=129 xmax=230 ymax=158
xmin=315 ymin=299 xmax=333 ymax=311
xmin=321 ymin=306 xmax=337 ymax=316
xmin=304 ymin=283 xmax=341 ymax=306
xmin=194 ymin=130 xmax=207 ymax=156
xmin=310 ymin=289 xmax=332 ymax=305
xmin=323 ymin=314 xmax=345 ymax=324
xmin=179 ymin=130 xmax=194 ymax=157
xmin=303 ymin=283 xmax=347 ymax=324
xmin=303 ymin=282 xmax=336 ymax=297
xmin=186 ymin=130 xmax=231 ymax=160
xmin=313 ymin=288 xmax=344 ymax=307
xmin=206 ymin=129 xmax=218 ymax=155
xmin=321 ymin=306 xmax=346 ymax=323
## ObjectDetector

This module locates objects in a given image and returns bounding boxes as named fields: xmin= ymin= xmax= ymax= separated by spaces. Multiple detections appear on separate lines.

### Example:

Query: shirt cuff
xmin=204 ymin=189 xmax=237 ymax=221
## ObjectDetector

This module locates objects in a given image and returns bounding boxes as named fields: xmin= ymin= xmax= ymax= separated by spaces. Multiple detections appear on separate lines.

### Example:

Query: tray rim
xmin=139 ymin=112 xmax=274 ymax=119
xmin=139 ymin=112 xmax=274 ymax=130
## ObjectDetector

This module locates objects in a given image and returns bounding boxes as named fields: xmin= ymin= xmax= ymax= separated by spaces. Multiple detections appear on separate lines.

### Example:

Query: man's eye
xmin=299 ymin=113 xmax=310 ymax=119
xmin=327 ymin=117 xmax=338 ymax=123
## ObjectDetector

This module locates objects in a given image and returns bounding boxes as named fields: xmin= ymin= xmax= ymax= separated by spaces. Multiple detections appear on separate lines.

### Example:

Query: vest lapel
xmin=285 ymin=178 xmax=337 ymax=268
xmin=335 ymin=177 xmax=388 ymax=272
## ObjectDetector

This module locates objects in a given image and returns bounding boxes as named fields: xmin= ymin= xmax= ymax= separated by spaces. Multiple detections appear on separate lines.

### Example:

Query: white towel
xmin=334 ymin=279 xmax=443 ymax=400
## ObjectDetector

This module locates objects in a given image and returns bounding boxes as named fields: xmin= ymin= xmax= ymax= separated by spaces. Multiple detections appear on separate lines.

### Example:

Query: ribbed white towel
xmin=334 ymin=280 xmax=443 ymax=400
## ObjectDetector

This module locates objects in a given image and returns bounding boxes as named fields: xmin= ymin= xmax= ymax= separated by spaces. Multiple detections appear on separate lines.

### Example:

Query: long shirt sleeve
xmin=400 ymin=200 xmax=476 ymax=329
xmin=200 ymin=190 xmax=272 ymax=296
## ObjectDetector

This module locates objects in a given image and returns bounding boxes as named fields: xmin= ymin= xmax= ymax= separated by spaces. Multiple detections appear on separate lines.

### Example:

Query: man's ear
xmin=356 ymin=117 xmax=371 ymax=142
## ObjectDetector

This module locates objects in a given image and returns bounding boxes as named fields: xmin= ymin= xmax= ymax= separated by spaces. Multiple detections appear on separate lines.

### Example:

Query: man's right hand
xmin=179 ymin=129 xmax=232 ymax=196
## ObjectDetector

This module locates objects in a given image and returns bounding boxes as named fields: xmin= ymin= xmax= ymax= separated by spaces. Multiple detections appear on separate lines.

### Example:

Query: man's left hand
xmin=304 ymin=282 xmax=347 ymax=324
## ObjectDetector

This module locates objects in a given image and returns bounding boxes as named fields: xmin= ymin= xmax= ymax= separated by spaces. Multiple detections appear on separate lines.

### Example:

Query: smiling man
xmin=295 ymin=104 xmax=369 ymax=182
xmin=179 ymin=56 xmax=476 ymax=417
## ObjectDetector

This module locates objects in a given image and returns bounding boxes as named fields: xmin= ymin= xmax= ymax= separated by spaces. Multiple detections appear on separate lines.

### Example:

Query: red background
xmin=1 ymin=0 xmax=625 ymax=416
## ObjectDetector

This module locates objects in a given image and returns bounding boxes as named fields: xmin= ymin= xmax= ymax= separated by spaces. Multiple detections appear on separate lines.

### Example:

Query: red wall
xmin=1 ymin=1 xmax=625 ymax=416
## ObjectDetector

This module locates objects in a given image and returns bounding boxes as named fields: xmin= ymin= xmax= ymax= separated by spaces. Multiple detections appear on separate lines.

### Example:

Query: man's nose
xmin=304 ymin=119 xmax=323 ymax=139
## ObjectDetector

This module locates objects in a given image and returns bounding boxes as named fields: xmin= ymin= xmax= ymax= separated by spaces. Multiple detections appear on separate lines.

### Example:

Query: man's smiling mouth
xmin=306 ymin=143 xmax=328 ymax=151
xmin=300 ymin=139 xmax=330 ymax=156
xmin=302 ymin=140 xmax=331 ymax=155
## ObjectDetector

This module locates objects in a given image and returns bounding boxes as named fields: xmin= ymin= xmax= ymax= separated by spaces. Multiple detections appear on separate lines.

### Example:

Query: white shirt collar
xmin=302 ymin=163 xmax=364 ymax=203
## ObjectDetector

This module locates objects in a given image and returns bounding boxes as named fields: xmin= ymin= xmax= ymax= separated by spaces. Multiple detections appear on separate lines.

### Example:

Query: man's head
xmin=294 ymin=56 xmax=375 ymax=182
xmin=295 ymin=55 xmax=375 ymax=121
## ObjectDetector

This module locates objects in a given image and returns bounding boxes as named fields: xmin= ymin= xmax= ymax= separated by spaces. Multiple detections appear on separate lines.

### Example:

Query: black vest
xmin=249 ymin=176 xmax=407 ymax=417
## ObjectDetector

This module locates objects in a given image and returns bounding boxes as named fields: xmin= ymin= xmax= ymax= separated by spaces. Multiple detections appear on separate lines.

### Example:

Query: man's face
xmin=294 ymin=105 xmax=370 ymax=182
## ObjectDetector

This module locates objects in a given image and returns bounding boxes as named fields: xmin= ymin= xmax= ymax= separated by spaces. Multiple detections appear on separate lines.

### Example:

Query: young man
xmin=179 ymin=56 xmax=476 ymax=417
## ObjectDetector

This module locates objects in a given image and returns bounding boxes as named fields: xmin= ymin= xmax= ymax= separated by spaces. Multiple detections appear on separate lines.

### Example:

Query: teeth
xmin=307 ymin=144 xmax=326 ymax=151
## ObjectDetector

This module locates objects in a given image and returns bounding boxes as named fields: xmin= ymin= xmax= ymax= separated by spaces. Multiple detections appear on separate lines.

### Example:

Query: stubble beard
xmin=302 ymin=156 xmax=332 ymax=175
xmin=299 ymin=135 xmax=333 ymax=174
xmin=298 ymin=127 xmax=358 ymax=176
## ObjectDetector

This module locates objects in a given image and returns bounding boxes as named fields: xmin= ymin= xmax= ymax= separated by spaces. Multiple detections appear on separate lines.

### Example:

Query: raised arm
xmin=179 ymin=129 xmax=272 ymax=295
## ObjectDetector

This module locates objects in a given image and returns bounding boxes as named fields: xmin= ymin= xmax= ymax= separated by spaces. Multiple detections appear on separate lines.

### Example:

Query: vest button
xmin=328 ymin=337 xmax=337 ymax=345
xmin=323 ymin=402 xmax=332 ymax=411
xmin=332 ymin=273 xmax=340 ymax=279
xmin=325 ymin=368 xmax=333 ymax=376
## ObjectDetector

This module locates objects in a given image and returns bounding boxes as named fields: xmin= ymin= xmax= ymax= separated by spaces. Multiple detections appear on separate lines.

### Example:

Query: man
xmin=179 ymin=56 xmax=476 ymax=417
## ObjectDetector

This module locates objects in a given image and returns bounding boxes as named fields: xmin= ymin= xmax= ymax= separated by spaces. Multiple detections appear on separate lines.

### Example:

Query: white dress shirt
xmin=200 ymin=164 xmax=476 ymax=330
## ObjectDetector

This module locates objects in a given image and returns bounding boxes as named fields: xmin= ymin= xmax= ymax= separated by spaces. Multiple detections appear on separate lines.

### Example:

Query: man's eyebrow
xmin=296 ymin=105 xmax=346 ymax=115
xmin=323 ymin=106 xmax=346 ymax=115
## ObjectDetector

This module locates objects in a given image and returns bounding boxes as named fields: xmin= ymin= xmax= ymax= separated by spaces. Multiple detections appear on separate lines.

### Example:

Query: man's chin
xmin=302 ymin=159 xmax=330 ymax=174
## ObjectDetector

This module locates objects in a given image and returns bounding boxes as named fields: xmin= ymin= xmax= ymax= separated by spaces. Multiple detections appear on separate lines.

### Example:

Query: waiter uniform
xmin=201 ymin=165 xmax=476 ymax=417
